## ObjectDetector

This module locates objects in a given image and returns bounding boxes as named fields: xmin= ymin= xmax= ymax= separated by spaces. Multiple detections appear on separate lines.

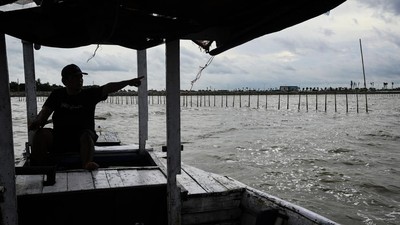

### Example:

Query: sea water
xmin=10 ymin=93 xmax=400 ymax=225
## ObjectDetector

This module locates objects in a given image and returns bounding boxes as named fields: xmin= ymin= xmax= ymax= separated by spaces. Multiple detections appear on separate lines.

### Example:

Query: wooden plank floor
xmin=16 ymin=151 xmax=245 ymax=197
xmin=16 ymin=167 xmax=167 ymax=196
xmin=153 ymin=152 xmax=246 ymax=195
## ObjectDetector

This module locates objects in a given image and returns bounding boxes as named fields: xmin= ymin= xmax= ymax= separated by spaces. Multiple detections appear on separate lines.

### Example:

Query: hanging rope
xmin=190 ymin=56 xmax=214 ymax=91
xmin=87 ymin=44 xmax=101 ymax=62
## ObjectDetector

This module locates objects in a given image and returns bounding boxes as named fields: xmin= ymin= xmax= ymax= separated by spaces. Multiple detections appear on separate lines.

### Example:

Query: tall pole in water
xmin=359 ymin=39 xmax=366 ymax=89
xmin=359 ymin=38 xmax=368 ymax=112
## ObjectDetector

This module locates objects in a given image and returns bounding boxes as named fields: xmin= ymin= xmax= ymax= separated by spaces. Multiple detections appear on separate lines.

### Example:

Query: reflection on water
xmin=11 ymin=94 xmax=400 ymax=225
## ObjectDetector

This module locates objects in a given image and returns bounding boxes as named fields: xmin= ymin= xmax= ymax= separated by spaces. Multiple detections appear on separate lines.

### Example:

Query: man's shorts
xmin=53 ymin=129 xmax=99 ymax=153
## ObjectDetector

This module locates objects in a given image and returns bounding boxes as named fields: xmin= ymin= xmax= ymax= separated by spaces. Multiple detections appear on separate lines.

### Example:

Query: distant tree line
xmin=10 ymin=79 xmax=63 ymax=92
xmin=9 ymin=79 xmax=398 ymax=95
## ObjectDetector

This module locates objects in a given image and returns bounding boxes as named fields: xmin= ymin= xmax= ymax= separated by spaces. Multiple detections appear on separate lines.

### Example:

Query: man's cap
xmin=61 ymin=64 xmax=88 ymax=78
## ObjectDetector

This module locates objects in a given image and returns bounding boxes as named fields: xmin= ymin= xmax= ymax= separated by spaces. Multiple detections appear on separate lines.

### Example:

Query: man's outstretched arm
xmin=101 ymin=76 xmax=144 ymax=96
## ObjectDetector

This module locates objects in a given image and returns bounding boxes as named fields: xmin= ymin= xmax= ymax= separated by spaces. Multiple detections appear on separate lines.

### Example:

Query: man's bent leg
xmin=79 ymin=130 xmax=99 ymax=170
xmin=30 ymin=128 xmax=53 ymax=166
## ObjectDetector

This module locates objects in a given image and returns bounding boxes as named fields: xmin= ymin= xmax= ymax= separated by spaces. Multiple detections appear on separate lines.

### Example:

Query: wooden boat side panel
xmin=18 ymin=184 xmax=168 ymax=225
xmin=182 ymin=191 xmax=243 ymax=214
xmin=182 ymin=208 xmax=242 ymax=225
xmin=240 ymin=187 xmax=339 ymax=225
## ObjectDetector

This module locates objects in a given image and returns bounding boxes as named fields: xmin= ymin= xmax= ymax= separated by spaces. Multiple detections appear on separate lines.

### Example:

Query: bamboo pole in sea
xmin=248 ymin=93 xmax=251 ymax=108
xmin=278 ymin=94 xmax=281 ymax=110
xmin=306 ymin=93 xmax=308 ymax=111
xmin=99 ymin=91 xmax=373 ymax=114
xmin=286 ymin=94 xmax=289 ymax=110
xmin=359 ymin=39 xmax=369 ymax=113
xmin=356 ymin=90 xmax=359 ymax=113
xmin=334 ymin=92 xmax=337 ymax=112
xmin=298 ymin=93 xmax=301 ymax=111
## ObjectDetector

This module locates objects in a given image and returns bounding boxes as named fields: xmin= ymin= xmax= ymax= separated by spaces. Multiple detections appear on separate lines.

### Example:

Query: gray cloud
xmin=359 ymin=0 xmax=400 ymax=15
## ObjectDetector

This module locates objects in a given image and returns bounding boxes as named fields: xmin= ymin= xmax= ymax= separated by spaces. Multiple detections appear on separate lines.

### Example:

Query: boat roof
xmin=0 ymin=0 xmax=346 ymax=55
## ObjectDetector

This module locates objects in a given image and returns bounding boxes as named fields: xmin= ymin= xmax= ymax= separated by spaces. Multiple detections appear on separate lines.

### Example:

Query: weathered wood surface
xmin=95 ymin=131 xmax=121 ymax=145
xmin=155 ymin=152 xmax=245 ymax=195
xmin=16 ymin=167 xmax=167 ymax=196
xmin=16 ymin=148 xmax=245 ymax=195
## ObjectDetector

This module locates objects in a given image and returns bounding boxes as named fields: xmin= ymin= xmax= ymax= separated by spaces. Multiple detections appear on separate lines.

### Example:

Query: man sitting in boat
xmin=28 ymin=64 xmax=144 ymax=170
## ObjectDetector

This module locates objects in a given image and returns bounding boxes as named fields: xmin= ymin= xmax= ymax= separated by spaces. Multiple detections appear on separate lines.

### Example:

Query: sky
xmin=2 ymin=0 xmax=400 ymax=91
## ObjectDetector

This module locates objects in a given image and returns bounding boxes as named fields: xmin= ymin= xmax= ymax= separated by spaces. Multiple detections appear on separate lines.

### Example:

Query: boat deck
xmin=16 ymin=166 xmax=167 ymax=196
xmin=15 ymin=150 xmax=246 ymax=225
xmin=16 ymin=151 xmax=245 ymax=197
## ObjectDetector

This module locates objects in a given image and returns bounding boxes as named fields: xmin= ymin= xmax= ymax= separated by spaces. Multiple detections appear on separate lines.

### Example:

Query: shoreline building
xmin=280 ymin=86 xmax=300 ymax=92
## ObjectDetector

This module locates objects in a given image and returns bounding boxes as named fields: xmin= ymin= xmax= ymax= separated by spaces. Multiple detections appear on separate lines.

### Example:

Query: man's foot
xmin=83 ymin=161 xmax=99 ymax=171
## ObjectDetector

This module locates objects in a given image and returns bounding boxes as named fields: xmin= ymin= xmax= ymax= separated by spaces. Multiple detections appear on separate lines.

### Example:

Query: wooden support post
xmin=166 ymin=40 xmax=182 ymax=225
xmin=137 ymin=50 xmax=148 ymax=152
xmin=0 ymin=33 xmax=18 ymax=225
xmin=22 ymin=41 xmax=38 ymax=150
